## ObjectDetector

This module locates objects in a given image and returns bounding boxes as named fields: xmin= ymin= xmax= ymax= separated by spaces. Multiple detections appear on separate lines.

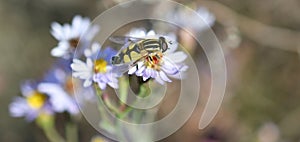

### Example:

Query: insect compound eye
xmin=159 ymin=37 xmax=168 ymax=52
xmin=162 ymin=42 xmax=168 ymax=52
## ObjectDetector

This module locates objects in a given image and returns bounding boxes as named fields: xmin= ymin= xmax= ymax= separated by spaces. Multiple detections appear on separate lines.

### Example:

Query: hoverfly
xmin=109 ymin=36 xmax=172 ymax=74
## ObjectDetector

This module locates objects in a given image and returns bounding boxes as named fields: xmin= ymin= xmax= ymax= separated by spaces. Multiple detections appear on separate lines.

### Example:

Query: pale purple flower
xmin=71 ymin=46 xmax=119 ymax=90
xmin=93 ymin=66 xmax=119 ymax=90
xmin=38 ymin=83 xmax=79 ymax=115
xmin=50 ymin=15 xmax=99 ymax=58
xmin=9 ymin=81 xmax=53 ymax=121
xmin=38 ymin=64 xmax=80 ymax=115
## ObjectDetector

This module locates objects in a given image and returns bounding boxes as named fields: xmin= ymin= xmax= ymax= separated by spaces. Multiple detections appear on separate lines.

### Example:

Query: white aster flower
xmin=71 ymin=57 xmax=119 ymax=90
xmin=84 ymin=42 xmax=101 ymax=59
xmin=129 ymin=52 xmax=188 ymax=85
xmin=51 ymin=15 xmax=99 ymax=58
xmin=127 ymin=28 xmax=156 ymax=38
xmin=128 ymin=39 xmax=188 ymax=84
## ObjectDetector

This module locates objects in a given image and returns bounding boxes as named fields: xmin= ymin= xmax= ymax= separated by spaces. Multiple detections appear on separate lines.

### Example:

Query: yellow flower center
xmin=94 ymin=59 xmax=107 ymax=73
xmin=26 ymin=92 xmax=47 ymax=109
xmin=145 ymin=52 xmax=163 ymax=70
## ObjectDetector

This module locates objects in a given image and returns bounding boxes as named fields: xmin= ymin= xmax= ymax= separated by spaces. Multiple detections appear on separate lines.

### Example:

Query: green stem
xmin=132 ymin=109 xmax=145 ymax=123
xmin=94 ymin=83 xmax=121 ymax=115
xmin=116 ymin=120 xmax=130 ymax=142
xmin=119 ymin=77 xmax=129 ymax=108
xmin=103 ymin=96 xmax=122 ymax=114
xmin=118 ymin=106 xmax=134 ymax=119
xmin=118 ymin=84 xmax=151 ymax=119
xmin=41 ymin=124 xmax=65 ymax=142
xmin=94 ymin=83 xmax=117 ymax=134
xmin=95 ymin=85 xmax=113 ymax=121
xmin=66 ymin=122 xmax=78 ymax=142
xmin=36 ymin=114 xmax=65 ymax=142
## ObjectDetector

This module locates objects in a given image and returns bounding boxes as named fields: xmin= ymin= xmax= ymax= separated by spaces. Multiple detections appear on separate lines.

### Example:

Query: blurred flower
xmin=38 ymin=82 xmax=79 ymax=114
xmin=127 ymin=28 xmax=156 ymax=38
xmin=195 ymin=7 xmax=215 ymax=27
xmin=222 ymin=26 xmax=242 ymax=49
xmin=50 ymin=15 xmax=99 ymax=58
xmin=72 ymin=45 xmax=119 ymax=90
xmin=257 ymin=122 xmax=280 ymax=142
xmin=9 ymin=81 xmax=53 ymax=121
xmin=127 ymin=29 xmax=188 ymax=84
xmin=38 ymin=59 xmax=80 ymax=115
xmin=167 ymin=6 xmax=215 ymax=32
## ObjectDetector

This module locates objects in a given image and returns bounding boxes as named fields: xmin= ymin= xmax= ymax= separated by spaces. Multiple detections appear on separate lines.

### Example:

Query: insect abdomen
xmin=118 ymin=43 xmax=141 ymax=64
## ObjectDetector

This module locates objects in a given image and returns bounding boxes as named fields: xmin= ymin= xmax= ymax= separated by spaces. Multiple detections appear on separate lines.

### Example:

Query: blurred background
xmin=0 ymin=0 xmax=300 ymax=141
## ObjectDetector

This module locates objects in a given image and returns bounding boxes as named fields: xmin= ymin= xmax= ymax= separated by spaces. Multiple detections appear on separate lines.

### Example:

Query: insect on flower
xmin=109 ymin=35 xmax=174 ymax=75
xmin=128 ymin=48 xmax=188 ymax=85
xmin=116 ymin=28 xmax=189 ymax=84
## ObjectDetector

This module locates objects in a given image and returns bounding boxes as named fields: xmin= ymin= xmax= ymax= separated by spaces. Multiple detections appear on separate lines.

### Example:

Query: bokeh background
xmin=1 ymin=0 xmax=300 ymax=141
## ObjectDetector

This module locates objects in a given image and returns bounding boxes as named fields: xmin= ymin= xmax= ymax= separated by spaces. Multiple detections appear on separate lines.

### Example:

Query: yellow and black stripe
xmin=111 ymin=36 xmax=168 ymax=65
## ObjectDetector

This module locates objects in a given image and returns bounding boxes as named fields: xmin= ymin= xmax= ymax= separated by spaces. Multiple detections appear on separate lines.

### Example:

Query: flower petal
xmin=159 ymin=71 xmax=172 ymax=82
xmin=51 ymin=47 xmax=68 ymax=57
xmin=108 ymin=81 xmax=118 ymax=89
xmin=38 ymin=83 xmax=79 ymax=114
xmin=98 ymin=82 xmax=107 ymax=90
xmin=51 ymin=22 xmax=65 ymax=40
xmin=128 ymin=66 xmax=137 ymax=75
xmin=165 ymin=51 xmax=187 ymax=63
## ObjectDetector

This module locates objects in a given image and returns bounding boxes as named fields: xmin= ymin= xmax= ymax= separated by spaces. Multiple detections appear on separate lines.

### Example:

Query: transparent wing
xmin=111 ymin=54 xmax=147 ymax=76
xmin=109 ymin=36 xmax=146 ymax=45
xmin=115 ymin=41 xmax=131 ymax=55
